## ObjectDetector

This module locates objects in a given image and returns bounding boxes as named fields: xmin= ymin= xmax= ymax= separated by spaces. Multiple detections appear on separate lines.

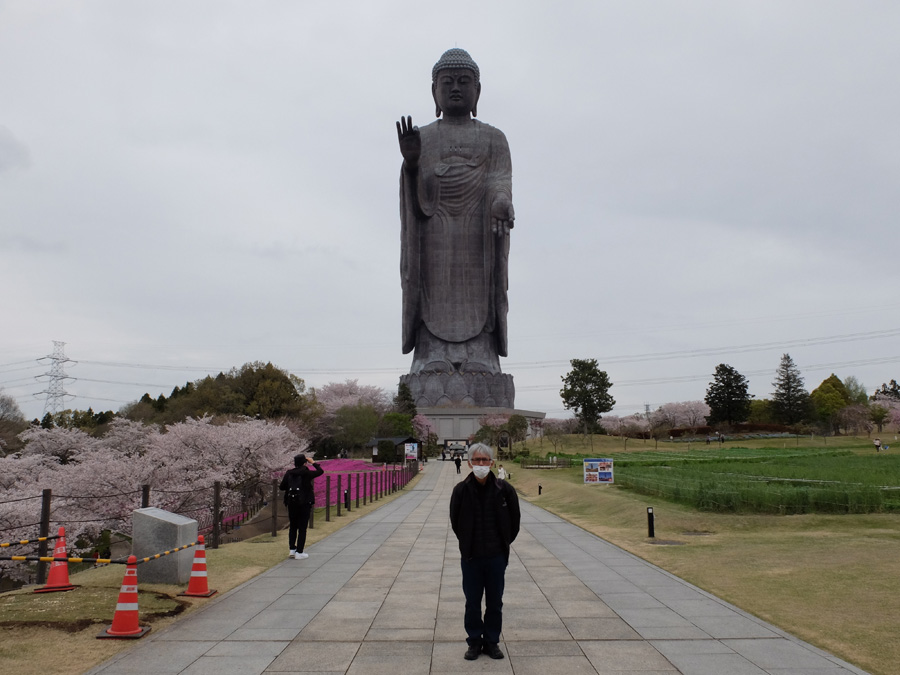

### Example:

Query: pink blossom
xmin=0 ymin=416 xmax=308 ymax=583
xmin=312 ymin=380 xmax=390 ymax=418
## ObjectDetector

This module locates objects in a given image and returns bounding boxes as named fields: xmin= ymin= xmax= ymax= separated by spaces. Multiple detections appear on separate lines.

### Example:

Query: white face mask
xmin=472 ymin=465 xmax=492 ymax=479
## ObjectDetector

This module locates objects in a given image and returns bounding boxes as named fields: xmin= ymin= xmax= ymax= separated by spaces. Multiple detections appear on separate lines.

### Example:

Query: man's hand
xmin=491 ymin=197 xmax=515 ymax=235
xmin=396 ymin=115 xmax=421 ymax=169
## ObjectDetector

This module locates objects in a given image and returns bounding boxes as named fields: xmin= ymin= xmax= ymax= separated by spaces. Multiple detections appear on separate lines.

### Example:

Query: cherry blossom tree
xmin=313 ymin=380 xmax=390 ymax=418
xmin=411 ymin=414 xmax=435 ymax=440
xmin=650 ymin=401 xmax=710 ymax=432
xmin=474 ymin=413 xmax=510 ymax=447
xmin=838 ymin=404 xmax=873 ymax=436
xmin=600 ymin=414 xmax=648 ymax=438
xmin=411 ymin=414 xmax=439 ymax=457
xmin=17 ymin=425 xmax=95 ymax=465
xmin=889 ymin=404 xmax=900 ymax=431
xmin=598 ymin=415 xmax=626 ymax=436
xmin=0 ymin=416 xmax=307 ymax=584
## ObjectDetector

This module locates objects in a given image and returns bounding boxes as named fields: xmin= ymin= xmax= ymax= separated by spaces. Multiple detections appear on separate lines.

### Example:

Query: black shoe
xmin=482 ymin=643 xmax=504 ymax=659
xmin=464 ymin=644 xmax=481 ymax=660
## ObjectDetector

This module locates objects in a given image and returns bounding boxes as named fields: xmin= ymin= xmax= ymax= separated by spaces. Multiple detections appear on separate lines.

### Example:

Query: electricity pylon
xmin=37 ymin=341 xmax=76 ymax=416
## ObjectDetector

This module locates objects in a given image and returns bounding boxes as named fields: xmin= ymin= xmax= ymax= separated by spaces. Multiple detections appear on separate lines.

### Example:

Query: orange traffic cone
xmin=97 ymin=556 xmax=150 ymax=639
xmin=178 ymin=535 xmax=217 ymax=597
xmin=34 ymin=526 xmax=76 ymax=593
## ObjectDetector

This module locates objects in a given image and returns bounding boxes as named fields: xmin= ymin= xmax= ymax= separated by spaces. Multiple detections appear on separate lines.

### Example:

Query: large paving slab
xmin=87 ymin=460 xmax=868 ymax=675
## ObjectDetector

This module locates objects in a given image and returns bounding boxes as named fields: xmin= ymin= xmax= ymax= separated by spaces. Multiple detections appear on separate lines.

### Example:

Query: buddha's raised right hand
xmin=396 ymin=115 xmax=421 ymax=169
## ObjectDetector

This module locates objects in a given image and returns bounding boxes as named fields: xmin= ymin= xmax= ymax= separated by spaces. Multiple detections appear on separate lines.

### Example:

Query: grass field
xmin=512 ymin=432 xmax=900 ymax=675
xmin=3 ymin=436 xmax=899 ymax=675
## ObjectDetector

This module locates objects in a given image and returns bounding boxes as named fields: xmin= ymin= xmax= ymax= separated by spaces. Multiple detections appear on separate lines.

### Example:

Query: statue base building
xmin=401 ymin=370 xmax=515 ymax=409
xmin=417 ymin=405 xmax=546 ymax=446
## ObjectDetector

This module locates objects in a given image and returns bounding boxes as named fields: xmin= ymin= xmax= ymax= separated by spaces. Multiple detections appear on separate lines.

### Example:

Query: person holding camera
xmin=279 ymin=454 xmax=324 ymax=560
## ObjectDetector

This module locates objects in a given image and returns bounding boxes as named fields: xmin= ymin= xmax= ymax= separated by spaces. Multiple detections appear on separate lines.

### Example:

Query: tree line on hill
xmin=0 ymin=362 xmax=436 ymax=459
xmin=703 ymin=355 xmax=900 ymax=435
xmin=3 ymin=354 xmax=900 ymax=460
xmin=557 ymin=355 xmax=900 ymax=440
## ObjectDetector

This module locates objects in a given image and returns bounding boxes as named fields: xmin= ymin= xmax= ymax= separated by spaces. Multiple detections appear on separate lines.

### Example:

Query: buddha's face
xmin=433 ymin=68 xmax=480 ymax=118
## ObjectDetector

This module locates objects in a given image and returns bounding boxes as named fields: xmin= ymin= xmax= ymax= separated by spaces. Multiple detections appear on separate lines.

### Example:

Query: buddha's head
xmin=432 ymin=48 xmax=481 ymax=119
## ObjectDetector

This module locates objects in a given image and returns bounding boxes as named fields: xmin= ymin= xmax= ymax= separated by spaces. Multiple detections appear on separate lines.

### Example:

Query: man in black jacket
xmin=449 ymin=443 xmax=520 ymax=661
xmin=279 ymin=454 xmax=324 ymax=560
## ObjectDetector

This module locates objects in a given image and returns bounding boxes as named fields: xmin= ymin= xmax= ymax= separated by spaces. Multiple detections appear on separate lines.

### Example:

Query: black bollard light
xmin=647 ymin=507 xmax=655 ymax=538
xmin=538 ymin=484 xmax=542 ymax=496
xmin=344 ymin=489 xmax=351 ymax=511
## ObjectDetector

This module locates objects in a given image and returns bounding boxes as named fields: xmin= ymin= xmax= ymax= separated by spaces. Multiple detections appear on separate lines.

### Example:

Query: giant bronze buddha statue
xmin=397 ymin=48 xmax=515 ymax=408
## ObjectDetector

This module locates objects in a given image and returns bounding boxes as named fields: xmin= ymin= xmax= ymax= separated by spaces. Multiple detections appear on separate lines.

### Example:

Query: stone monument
xmin=396 ymin=48 xmax=515 ymax=409
xmin=132 ymin=507 xmax=197 ymax=584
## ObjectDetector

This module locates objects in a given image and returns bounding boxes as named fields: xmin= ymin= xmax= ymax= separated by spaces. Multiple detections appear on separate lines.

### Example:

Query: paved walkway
xmin=88 ymin=461 xmax=868 ymax=675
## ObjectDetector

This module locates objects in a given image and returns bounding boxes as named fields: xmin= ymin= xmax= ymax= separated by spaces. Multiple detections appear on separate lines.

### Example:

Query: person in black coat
xmin=279 ymin=454 xmax=324 ymax=559
xmin=449 ymin=443 xmax=520 ymax=661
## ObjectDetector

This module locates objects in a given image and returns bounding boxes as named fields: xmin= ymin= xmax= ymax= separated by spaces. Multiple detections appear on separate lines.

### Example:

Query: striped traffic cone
xmin=178 ymin=535 xmax=217 ymax=597
xmin=34 ymin=526 xmax=76 ymax=593
xmin=97 ymin=556 xmax=150 ymax=639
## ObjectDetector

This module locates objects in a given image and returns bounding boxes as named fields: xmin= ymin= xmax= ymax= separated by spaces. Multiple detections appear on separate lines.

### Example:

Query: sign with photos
xmin=405 ymin=443 xmax=419 ymax=460
xmin=583 ymin=458 xmax=614 ymax=484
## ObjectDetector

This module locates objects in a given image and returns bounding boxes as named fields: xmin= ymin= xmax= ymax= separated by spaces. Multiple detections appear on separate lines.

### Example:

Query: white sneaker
xmin=289 ymin=550 xmax=296 ymax=558
xmin=294 ymin=552 xmax=309 ymax=559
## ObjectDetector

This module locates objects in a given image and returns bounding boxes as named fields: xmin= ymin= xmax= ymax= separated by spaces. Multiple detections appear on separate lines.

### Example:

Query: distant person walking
xmin=455 ymin=455 xmax=462 ymax=474
xmin=874 ymin=438 xmax=882 ymax=452
xmin=497 ymin=464 xmax=508 ymax=480
xmin=449 ymin=443 xmax=520 ymax=661
xmin=279 ymin=454 xmax=324 ymax=560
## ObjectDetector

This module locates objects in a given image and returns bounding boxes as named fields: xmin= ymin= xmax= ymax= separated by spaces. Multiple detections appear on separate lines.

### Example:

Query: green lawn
xmin=512 ymin=433 xmax=900 ymax=675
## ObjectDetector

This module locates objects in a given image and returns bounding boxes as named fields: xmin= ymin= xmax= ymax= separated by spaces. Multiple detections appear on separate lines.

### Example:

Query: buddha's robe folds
xmin=400 ymin=119 xmax=512 ymax=369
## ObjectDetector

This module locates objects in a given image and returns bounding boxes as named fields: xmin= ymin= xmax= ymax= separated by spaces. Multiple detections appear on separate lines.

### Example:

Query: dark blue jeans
xmin=461 ymin=554 xmax=507 ymax=646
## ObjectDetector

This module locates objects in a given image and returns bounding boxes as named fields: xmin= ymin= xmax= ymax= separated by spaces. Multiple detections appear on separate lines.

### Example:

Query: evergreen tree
xmin=378 ymin=412 xmax=414 ymax=437
xmin=771 ymin=354 xmax=811 ymax=425
xmin=817 ymin=374 xmax=851 ymax=405
xmin=560 ymin=358 xmax=615 ymax=433
xmin=810 ymin=374 xmax=852 ymax=434
xmin=393 ymin=383 xmax=417 ymax=417
xmin=705 ymin=364 xmax=752 ymax=426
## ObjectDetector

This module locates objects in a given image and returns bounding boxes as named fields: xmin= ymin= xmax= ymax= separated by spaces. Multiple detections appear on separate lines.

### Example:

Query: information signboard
xmin=583 ymin=458 xmax=614 ymax=484
xmin=404 ymin=443 xmax=419 ymax=461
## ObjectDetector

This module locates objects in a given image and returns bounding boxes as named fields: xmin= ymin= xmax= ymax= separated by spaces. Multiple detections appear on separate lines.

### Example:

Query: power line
xmin=0 ymin=376 xmax=47 ymax=386
xmin=76 ymin=377 xmax=179 ymax=388
xmin=51 ymin=327 xmax=900 ymax=376
xmin=506 ymin=328 xmax=900 ymax=369
xmin=516 ymin=302 xmax=900 ymax=343
xmin=77 ymin=360 xmax=228 ymax=372
xmin=0 ymin=362 xmax=42 ymax=375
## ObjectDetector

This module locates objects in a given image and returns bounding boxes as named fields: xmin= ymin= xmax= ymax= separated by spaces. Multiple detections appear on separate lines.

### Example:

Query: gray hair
xmin=468 ymin=443 xmax=494 ymax=460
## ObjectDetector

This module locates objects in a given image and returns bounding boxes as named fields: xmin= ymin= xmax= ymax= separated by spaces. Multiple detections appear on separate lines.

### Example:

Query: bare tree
xmin=0 ymin=390 xmax=24 ymax=423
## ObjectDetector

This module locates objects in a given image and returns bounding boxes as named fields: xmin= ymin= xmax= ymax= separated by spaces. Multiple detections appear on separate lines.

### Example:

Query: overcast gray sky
xmin=2 ymin=1 xmax=899 ymax=423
